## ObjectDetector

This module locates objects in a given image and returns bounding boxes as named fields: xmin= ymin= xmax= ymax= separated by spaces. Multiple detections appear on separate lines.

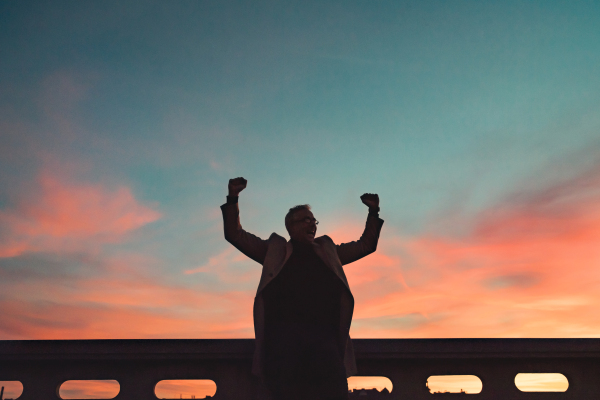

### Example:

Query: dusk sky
xmin=1 ymin=0 xmax=600 ymax=340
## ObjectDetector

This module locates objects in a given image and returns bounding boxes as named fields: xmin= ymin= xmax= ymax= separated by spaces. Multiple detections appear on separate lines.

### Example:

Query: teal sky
xmin=1 ymin=0 xmax=600 ymax=339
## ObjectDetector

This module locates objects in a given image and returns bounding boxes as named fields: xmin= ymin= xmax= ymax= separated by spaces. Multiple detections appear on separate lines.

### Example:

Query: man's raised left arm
xmin=336 ymin=193 xmax=384 ymax=265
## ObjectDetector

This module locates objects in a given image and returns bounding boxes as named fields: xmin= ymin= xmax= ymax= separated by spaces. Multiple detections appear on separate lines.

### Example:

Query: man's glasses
xmin=294 ymin=217 xmax=319 ymax=225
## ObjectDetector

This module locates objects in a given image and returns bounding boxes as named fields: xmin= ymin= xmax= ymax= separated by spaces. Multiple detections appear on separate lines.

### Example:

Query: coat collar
xmin=283 ymin=236 xmax=330 ymax=269
xmin=284 ymin=236 xmax=326 ymax=256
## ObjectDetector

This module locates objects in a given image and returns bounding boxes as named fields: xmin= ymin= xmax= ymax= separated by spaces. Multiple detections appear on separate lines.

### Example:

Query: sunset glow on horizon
xmin=2 ymin=0 xmax=600 ymax=345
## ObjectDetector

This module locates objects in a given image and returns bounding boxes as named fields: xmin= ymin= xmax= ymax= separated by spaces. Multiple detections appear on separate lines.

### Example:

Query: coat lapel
xmin=312 ymin=237 xmax=351 ymax=292
xmin=258 ymin=236 xmax=351 ymax=294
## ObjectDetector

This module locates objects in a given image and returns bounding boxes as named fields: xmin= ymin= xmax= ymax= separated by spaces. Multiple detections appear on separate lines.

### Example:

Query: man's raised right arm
xmin=221 ymin=177 xmax=268 ymax=264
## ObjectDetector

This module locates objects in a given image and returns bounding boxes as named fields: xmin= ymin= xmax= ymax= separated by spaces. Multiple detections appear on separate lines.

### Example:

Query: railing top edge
xmin=2 ymin=338 xmax=600 ymax=360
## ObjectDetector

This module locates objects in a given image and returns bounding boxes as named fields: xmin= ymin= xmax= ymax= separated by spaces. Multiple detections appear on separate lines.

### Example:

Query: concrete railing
xmin=2 ymin=338 xmax=600 ymax=399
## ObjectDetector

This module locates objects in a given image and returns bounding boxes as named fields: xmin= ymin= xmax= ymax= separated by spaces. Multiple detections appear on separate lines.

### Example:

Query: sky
xmin=1 ymin=0 xmax=600 ymax=342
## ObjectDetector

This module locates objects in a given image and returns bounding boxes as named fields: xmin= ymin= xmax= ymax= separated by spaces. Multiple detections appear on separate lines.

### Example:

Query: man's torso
xmin=261 ymin=240 xmax=348 ymax=398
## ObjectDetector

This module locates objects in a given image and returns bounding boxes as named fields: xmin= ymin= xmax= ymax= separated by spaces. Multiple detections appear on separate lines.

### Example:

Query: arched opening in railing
xmin=0 ymin=381 xmax=23 ymax=400
xmin=155 ymin=380 xmax=217 ymax=399
xmin=347 ymin=376 xmax=393 ymax=396
xmin=515 ymin=373 xmax=568 ymax=392
xmin=58 ymin=380 xmax=120 ymax=399
xmin=427 ymin=375 xmax=482 ymax=394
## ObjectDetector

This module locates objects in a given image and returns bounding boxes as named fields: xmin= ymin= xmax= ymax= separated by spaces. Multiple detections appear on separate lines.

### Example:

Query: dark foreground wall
xmin=2 ymin=339 xmax=600 ymax=399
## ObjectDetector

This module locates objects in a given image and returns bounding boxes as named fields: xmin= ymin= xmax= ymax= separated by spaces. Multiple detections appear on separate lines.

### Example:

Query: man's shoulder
xmin=315 ymin=235 xmax=335 ymax=245
xmin=268 ymin=232 xmax=287 ymax=243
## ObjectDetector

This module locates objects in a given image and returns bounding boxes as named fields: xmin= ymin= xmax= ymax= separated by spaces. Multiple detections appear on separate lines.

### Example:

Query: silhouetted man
xmin=221 ymin=177 xmax=383 ymax=400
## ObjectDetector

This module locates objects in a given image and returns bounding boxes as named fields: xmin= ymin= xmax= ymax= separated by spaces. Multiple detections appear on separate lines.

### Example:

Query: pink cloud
xmin=185 ymin=247 xmax=245 ymax=275
xmin=0 ymin=271 xmax=255 ymax=339
xmin=184 ymin=247 xmax=260 ymax=287
xmin=0 ymin=249 xmax=256 ymax=340
xmin=3 ymin=163 xmax=600 ymax=341
xmin=0 ymin=171 xmax=161 ymax=257
xmin=330 ymin=164 xmax=600 ymax=338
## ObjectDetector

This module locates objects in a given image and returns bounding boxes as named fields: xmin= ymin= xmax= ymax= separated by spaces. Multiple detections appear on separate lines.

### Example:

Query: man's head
xmin=285 ymin=204 xmax=318 ymax=243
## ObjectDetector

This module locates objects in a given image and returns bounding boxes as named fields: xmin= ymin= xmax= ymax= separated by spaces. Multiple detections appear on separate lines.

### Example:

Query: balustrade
xmin=2 ymin=339 xmax=599 ymax=399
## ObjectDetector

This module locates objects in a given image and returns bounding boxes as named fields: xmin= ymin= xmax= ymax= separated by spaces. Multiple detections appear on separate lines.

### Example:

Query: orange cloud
xmin=0 ymin=249 xmax=256 ymax=340
xmin=0 ymin=281 xmax=255 ymax=340
xmin=0 ymin=171 xmax=161 ymax=257
xmin=3 ymin=164 xmax=600 ymax=341
xmin=331 ymin=164 xmax=600 ymax=338
xmin=184 ymin=247 xmax=261 ymax=288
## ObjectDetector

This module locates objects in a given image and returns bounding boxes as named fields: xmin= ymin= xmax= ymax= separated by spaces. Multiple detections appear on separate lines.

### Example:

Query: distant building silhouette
xmin=173 ymin=394 xmax=212 ymax=399
xmin=348 ymin=387 xmax=391 ymax=398
xmin=426 ymin=380 xmax=467 ymax=394
xmin=432 ymin=389 xmax=467 ymax=394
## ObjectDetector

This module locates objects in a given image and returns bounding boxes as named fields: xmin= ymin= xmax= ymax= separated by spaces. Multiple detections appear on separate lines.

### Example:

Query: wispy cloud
xmin=3 ymin=161 xmax=600 ymax=340
xmin=0 ymin=170 xmax=161 ymax=257
xmin=332 ymin=161 xmax=600 ymax=338
xmin=0 ymin=253 xmax=255 ymax=339
xmin=184 ymin=247 xmax=260 ymax=288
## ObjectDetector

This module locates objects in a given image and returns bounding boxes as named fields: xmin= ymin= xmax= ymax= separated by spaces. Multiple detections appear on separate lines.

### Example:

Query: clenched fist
xmin=228 ymin=177 xmax=247 ymax=196
xmin=360 ymin=193 xmax=379 ymax=209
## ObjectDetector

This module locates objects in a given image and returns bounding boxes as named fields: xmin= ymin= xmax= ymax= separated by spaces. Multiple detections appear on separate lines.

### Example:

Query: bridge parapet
xmin=2 ymin=338 xmax=600 ymax=399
